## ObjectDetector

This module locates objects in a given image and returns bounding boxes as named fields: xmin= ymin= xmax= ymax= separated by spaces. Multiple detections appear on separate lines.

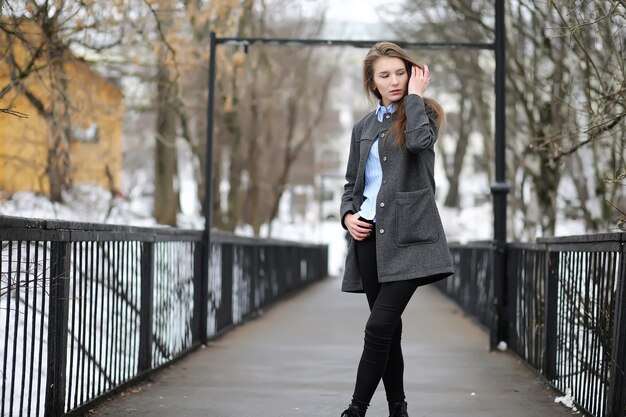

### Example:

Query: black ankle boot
xmin=341 ymin=404 xmax=365 ymax=417
xmin=388 ymin=400 xmax=408 ymax=417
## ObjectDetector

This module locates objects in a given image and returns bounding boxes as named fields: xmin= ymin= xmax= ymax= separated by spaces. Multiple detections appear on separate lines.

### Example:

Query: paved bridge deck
xmin=90 ymin=276 xmax=575 ymax=417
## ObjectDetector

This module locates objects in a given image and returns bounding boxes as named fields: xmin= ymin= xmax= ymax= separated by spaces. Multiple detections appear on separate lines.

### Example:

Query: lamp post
xmin=491 ymin=0 xmax=510 ymax=349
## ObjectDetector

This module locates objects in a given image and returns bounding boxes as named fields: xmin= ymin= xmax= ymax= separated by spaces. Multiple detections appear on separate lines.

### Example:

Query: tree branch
xmin=141 ymin=0 xmax=180 ymax=81
xmin=553 ymin=112 xmax=626 ymax=160
xmin=0 ymin=107 xmax=28 ymax=118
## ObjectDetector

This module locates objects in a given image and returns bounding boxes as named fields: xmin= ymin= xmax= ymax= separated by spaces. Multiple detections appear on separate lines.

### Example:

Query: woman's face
xmin=372 ymin=56 xmax=408 ymax=106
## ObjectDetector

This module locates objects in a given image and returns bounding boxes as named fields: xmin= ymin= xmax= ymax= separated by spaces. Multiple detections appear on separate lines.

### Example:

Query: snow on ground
xmin=554 ymin=388 xmax=578 ymax=412
xmin=439 ymin=204 xmax=492 ymax=243
xmin=0 ymin=184 xmax=489 ymax=278
xmin=0 ymin=185 xmax=350 ymax=275
xmin=0 ymin=185 xmax=158 ymax=227
xmin=0 ymin=174 xmax=588 ymax=277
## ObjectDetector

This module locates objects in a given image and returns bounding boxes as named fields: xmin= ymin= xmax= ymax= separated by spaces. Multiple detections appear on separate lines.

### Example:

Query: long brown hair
xmin=363 ymin=42 xmax=444 ymax=147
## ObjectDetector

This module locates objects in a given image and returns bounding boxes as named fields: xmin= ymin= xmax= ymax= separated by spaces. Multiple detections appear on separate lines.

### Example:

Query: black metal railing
xmin=507 ymin=242 xmax=549 ymax=375
xmin=438 ymin=241 xmax=493 ymax=329
xmin=539 ymin=235 xmax=624 ymax=417
xmin=441 ymin=233 xmax=626 ymax=417
xmin=0 ymin=216 xmax=327 ymax=417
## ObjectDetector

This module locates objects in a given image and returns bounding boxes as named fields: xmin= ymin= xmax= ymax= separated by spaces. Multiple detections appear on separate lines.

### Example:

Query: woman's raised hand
xmin=408 ymin=64 xmax=430 ymax=97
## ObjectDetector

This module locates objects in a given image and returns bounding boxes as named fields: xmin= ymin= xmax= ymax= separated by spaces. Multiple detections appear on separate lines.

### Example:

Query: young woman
xmin=339 ymin=42 xmax=455 ymax=417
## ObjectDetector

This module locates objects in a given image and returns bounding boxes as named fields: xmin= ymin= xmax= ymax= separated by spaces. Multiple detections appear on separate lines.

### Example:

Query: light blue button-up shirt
xmin=358 ymin=101 xmax=397 ymax=221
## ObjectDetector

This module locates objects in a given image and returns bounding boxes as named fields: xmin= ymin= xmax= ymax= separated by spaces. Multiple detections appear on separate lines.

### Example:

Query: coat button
xmin=385 ymin=114 xmax=390 ymax=119
xmin=383 ymin=156 xmax=387 ymax=161
xmin=383 ymin=180 xmax=387 ymax=184
xmin=379 ymin=229 xmax=385 ymax=234
xmin=380 ymin=202 xmax=385 ymax=207
xmin=381 ymin=132 xmax=385 ymax=137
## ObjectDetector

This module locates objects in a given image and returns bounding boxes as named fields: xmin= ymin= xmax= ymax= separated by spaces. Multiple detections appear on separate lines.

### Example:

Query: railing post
xmin=193 ymin=242 xmax=210 ymax=344
xmin=45 ymin=241 xmax=71 ymax=417
xmin=193 ymin=242 xmax=207 ymax=344
xmin=490 ymin=242 xmax=509 ymax=350
xmin=138 ymin=242 xmax=154 ymax=373
xmin=607 ymin=241 xmax=626 ymax=417
xmin=505 ymin=248 xmax=517 ymax=351
xmin=323 ymin=245 xmax=328 ymax=277
xmin=543 ymin=248 xmax=558 ymax=381
xmin=218 ymin=244 xmax=233 ymax=332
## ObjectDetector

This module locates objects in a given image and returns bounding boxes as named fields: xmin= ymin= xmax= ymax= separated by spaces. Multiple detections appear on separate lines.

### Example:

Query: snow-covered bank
xmin=0 ymin=179 xmax=589 ymax=278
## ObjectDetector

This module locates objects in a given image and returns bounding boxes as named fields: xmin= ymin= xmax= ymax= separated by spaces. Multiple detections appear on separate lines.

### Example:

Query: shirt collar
xmin=375 ymin=101 xmax=397 ymax=122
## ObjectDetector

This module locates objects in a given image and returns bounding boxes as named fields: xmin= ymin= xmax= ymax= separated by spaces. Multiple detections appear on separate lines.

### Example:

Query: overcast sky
xmin=297 ymin=0 xmax=395 ymax=38
xmin=324 ymin=0 xmax=389 ymax=23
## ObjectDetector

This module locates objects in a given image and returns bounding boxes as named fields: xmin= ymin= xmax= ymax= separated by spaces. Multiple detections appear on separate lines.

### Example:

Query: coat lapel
xmin=360 ymin=112 xmax=394 ymax=139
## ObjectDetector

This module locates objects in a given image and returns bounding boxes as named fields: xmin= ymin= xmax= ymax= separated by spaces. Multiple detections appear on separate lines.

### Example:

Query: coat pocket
xmin=395 ymin=189 xmax=439 ymax=246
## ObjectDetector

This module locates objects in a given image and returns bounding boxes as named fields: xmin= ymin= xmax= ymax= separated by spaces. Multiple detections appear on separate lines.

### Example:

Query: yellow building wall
xmin=65 ymin=59 xmax=124 ymax=193
xmin=0 ymin=92 xmax=49 ymax=194
xmin=0 ymin=22 xmax=124 ymax=196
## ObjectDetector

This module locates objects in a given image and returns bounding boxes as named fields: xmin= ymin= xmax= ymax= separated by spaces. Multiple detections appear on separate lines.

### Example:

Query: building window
xmin=72 ymin=123 xmax=99 ymax=143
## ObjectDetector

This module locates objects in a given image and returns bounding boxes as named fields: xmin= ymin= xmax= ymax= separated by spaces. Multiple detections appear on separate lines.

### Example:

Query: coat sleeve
xmin=403 ymin=94 xmax=439 ymax=153
xmin=340 ymin=124 xmax=359 ymax=230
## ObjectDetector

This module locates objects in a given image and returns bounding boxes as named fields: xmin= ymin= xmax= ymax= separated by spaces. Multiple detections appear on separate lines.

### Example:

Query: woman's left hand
xmin=408 ymin=65 xmax=430 ymax=97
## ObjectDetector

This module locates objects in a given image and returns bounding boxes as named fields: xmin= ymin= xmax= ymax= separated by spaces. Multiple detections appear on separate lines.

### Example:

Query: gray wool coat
xmin=340 ymin=94 xmax=454 ymax=293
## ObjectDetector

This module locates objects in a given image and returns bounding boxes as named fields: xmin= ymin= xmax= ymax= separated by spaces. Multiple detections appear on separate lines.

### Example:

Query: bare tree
xmin=391 ymin=2 xmax=494 ymax=209
xmin=145 ymin=0 xmax=181 ymax=226
xmin=0 ymin=0 xmax=130 ymax=202
xmin=154 ymin=50 xmax=180 ymax=226
xmin=233 ymin=5 xmax=340 ymax=236
xmin=264 ymin=50 xmax=335 ymax=236
xmin=545 ymin=1 xmax=626 ymax=229
xmin=169 ymin=0 xmax=339 ymax=234
xmin=395 ymin=0 xmax=625 ymax=236
xmin=142 ymin=0 xmax=258 ymax=228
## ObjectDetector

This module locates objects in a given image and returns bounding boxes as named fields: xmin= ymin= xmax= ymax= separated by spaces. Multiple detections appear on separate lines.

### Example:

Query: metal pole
xmin=607 ymin=239 xmax=626 ymax=417
xmin=45 ymin=242 xmax=70 ymax=417
xmin=491 ymin=0 xmax=510 ymax=350
xmin=138 ymin=242 xmax=154 ymax=372
xmin=216 ymin=37 xmax=494 ymax=50
xmin=200 ymin=31 xmax=217 ymax=344
xmin=204 ymin=31 xmax=217 ymax=239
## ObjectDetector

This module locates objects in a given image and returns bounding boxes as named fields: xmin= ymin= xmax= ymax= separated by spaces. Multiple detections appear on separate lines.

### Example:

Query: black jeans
xmin=351 ymin=226 xmax=419 ymax=410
